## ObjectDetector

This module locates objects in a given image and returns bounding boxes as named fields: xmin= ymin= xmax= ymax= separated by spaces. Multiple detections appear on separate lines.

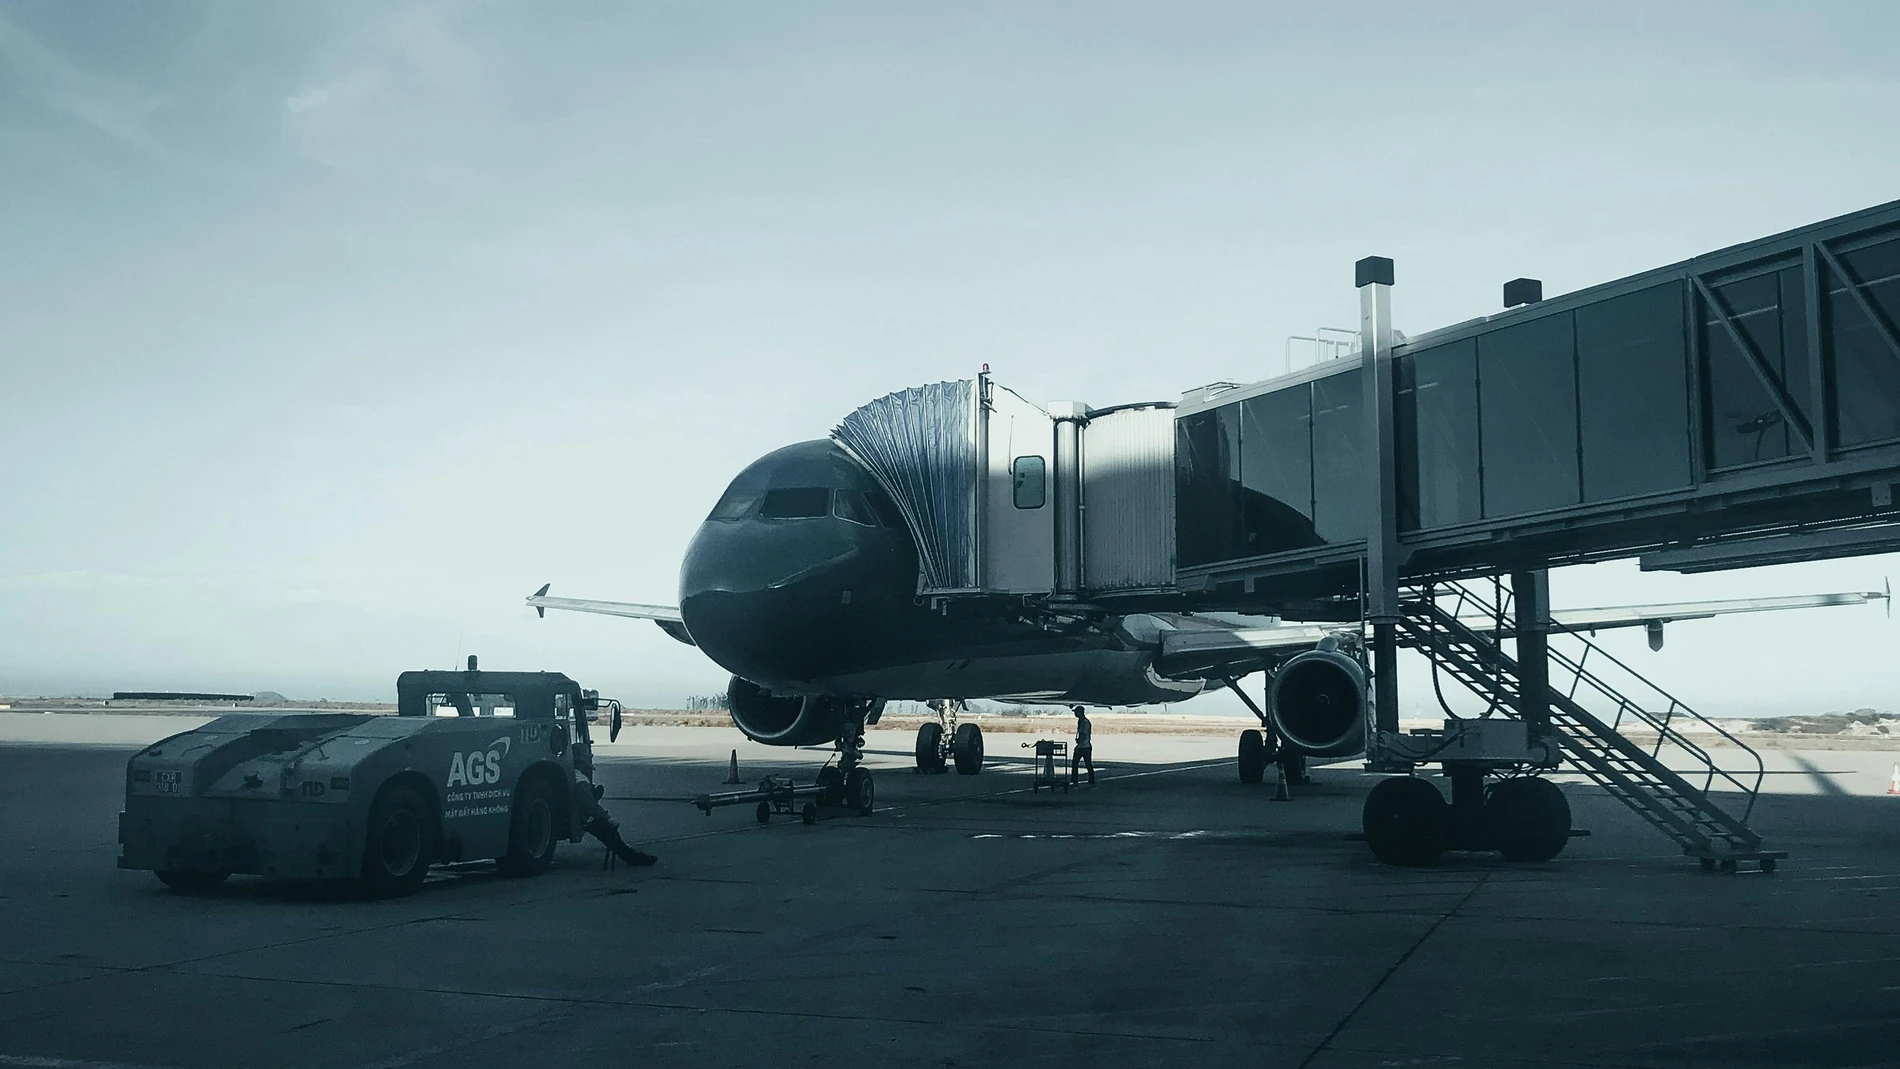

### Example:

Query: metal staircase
xmin=1395 ymin=580 xmax=1781 ymax=870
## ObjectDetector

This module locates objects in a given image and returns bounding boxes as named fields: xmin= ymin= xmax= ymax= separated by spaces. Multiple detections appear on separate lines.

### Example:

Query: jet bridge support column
xmin=1357 ymin=257 xmax=1404 ymax=763
xmin=1512 ymin=569 xmax=1552 ymax=736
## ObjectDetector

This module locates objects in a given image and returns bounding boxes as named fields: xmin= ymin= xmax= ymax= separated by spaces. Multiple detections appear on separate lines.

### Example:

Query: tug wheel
xmin=499 ymin=775 xmax=560 ymax=877
xmin=1362 ymin=776 xmax=1448 ymax=867
xmin=1238 ymin=730 xmax=1267 ymax=784
xmin=155 ymin=870 xmax=229 ymax=892
xmin=360 ymin=783 xmax=434 ymax=898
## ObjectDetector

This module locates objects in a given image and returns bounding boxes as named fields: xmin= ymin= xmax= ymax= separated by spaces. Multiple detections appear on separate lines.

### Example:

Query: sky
xmin=1 ymin=1 xmax=1897 ymax=715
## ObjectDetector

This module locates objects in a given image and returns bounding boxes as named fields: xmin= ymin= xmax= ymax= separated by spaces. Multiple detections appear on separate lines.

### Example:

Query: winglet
xmin=531 ymin=583 xmax=550 ymax=619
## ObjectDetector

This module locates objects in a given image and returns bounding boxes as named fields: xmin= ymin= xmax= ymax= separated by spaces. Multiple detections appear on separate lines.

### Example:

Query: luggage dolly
xmin=692 ymin=765 xmax=876 ymax=826
xmin=1024 ymin=739 xmax=1069 ymax=793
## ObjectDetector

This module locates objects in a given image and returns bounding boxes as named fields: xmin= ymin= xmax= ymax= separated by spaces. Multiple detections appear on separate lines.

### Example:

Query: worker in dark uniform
xmin=571 ymin=720 xmax=657 ymax=866
xmin=1070 ymin=705 xmax=1096 ymax=787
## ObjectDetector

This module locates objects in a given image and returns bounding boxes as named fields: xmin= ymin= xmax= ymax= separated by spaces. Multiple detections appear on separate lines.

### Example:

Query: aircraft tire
xmin=846 ymin=767 xmax=875 ymax=815
xmin=1488 ymin=777 xmax=1570 ymax=862
xmin=1362 ymin=776 xmax=1447 ymax=867
xmin=817 ymin=766 xmax=845 ymax=806
xmin=1238 ymin=729 xmax=1267 ymax=784
xmin=915 ymin=722 xmax=945 ymax=773
xmin=952 ymin=723 xmax=984 ymax=775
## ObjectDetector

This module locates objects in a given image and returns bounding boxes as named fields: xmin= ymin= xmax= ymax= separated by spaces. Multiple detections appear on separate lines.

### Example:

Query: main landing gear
xmin=1361 ymin=766 xmax=1572 ymax=867
xmin=915 ymin=699 xmax=984 ymax=775
xmin=1236 ymin=728 xmax=1310 ymax=788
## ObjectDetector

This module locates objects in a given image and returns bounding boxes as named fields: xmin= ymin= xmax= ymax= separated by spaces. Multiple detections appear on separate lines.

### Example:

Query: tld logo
xmin=447 ymin=736 xmax=512 ymax=787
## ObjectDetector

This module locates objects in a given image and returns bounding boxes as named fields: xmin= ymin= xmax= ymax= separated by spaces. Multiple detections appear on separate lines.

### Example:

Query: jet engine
xmin=726 ymin=676 xmax=849 ymax=747
xmin=1266 ymin=647 xmax=1369 ymax=758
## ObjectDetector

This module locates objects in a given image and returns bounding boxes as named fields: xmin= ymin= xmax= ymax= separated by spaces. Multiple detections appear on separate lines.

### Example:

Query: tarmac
xmin=2 ymin=712 xmax=1898 ymax=1069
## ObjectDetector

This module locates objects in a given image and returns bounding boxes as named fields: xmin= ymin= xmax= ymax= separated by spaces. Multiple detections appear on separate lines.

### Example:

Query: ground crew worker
xmin=1069 ymin=705 xmax=1095 ymax=786
xmin=572 ymin=725 xmax=657 ymax=867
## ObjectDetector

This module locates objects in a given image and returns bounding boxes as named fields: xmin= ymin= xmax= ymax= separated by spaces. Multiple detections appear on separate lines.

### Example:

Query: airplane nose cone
xmin=678 ymin=518 xmax=876 ymax=688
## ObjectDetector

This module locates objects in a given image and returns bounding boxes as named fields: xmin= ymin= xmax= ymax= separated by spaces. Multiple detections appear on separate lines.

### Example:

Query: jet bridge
xmin=834 ymin=196 xmax=1900 ymax=869
xmin=1176 ymin=197 xmax=1900 ymax=604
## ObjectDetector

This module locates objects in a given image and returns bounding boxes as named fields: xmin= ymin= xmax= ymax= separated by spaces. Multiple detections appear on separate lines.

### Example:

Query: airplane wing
xmin=1150 ymin=586 xmax=1889 ymax=674
xmin=1465 ymin=589 xmax=1889 ymax=649
xmin=525 ymin=584 xmax=695 ymax=646
xmin=1153 ymin=621 xmax=1338 ymax=678
xmin=1545 ymin=591 xmax=1889 ymax=631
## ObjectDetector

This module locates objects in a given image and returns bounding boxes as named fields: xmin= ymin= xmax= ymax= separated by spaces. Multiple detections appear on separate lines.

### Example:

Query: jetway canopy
xmin=832 ymin=377 xmax=1175 ymax=598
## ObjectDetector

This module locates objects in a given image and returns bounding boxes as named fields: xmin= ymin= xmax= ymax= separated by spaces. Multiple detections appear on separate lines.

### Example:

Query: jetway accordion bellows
xmin=832 ymin=380 xmax=979 ymax=592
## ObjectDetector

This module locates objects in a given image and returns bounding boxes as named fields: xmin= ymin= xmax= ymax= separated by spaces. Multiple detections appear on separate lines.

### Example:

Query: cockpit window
xmin=707 ymin=486 xmax=761 ymax=522
xmin=758 ymin=487 xmax=832 ymax=519
xmin=834 ymin=490 xmax=880 ymax=526
xmin=865 ymin=486 xmax=906 ymax=529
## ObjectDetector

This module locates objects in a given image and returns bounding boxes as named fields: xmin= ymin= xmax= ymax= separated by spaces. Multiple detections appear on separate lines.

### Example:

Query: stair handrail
xmin=1429 ymin=580 xmax=1768 ymax=823
xmin=1542 ymin=630 xmax=1769 ymax=821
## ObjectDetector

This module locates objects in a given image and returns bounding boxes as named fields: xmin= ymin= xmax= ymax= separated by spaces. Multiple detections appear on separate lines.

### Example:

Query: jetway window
xmin=758 ymin=487 xmax=831 ymax=519
xmin=1176 ymin=408 xmax=1241 ymax=566
xmin=1011 ymin=456 xmax=1047 ymax=509
xmin=1310 ymin=373 xmax=1365 ymax=542
xmin=1701 ymin=267 xmax=1809 ymax=468
xmin=1828 ymin=236 xmax=1900 ymax=448
xmin=1397 ymin=339 xmax=1481 ymax=531
xmin=1479 ymin=312 xmax=1580 ymax=518
xmin=1239 ymin=386 xmax=1319 ymax=554
xmin=1577 ymin=282 xmax=1691 ymax=501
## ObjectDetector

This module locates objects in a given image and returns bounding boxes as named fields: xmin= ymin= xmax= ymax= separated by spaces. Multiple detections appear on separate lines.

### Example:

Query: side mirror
xmin=609 ymin=700 xmax=623 ymax=743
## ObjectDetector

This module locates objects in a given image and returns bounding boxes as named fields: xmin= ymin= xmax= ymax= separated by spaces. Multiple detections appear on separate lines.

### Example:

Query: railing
xmin=1420 ymin=580 xmax=1769 ymax=824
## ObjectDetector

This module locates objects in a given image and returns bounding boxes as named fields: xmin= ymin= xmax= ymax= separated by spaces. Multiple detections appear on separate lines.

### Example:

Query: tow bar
xmin=693 ymin=767 xmax=876 ymax=825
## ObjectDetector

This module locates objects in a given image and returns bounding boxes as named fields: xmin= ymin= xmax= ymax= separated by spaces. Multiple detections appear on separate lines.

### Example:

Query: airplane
xmin=528 ymin=427 xmax=1891 ymax=800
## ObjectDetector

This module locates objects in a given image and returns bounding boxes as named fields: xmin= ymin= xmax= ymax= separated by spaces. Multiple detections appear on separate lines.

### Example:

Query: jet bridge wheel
xmin=952 ymin=723 xmax=985 ymax=775
xmin=1362 ymin=776 xmax=1449 ymax=867
xmin=1238 ymin=730 xmax=1267 ymax=784
xmin=915 ymin=722 xmax=946 ymax=773
xmin=1487 ymin=777 xmax=1572 ymax=863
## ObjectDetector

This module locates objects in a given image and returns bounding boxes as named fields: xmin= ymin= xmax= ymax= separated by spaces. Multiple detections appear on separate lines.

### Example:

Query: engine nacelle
xmin=1267 ymin=648 xmax=1369 ymax=758
xmin=726 ymin=676 xmax=847 ymax=747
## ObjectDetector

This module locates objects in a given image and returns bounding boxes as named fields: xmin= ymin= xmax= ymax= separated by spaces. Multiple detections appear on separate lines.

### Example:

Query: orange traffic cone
xmin=1271 ymin=761 xmax=1291 ymax=802
xmin=1888 ymin=764 xmax=1899 ymax=796
xmin=725 ymin=749 xmax=741 ymax=785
